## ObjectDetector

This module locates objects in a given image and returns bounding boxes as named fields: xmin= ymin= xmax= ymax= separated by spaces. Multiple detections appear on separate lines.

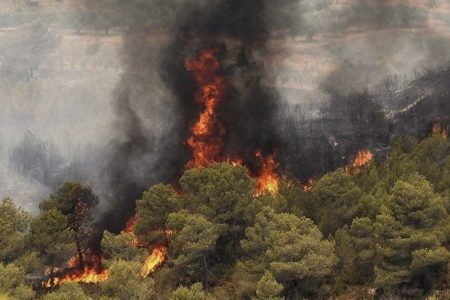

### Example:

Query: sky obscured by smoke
xmin=1 ymin=0 xmax=450 ymax=218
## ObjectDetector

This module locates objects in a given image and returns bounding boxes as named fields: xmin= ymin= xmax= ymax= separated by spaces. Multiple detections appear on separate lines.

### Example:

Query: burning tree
xmin=185 ymin=49 xmax=226 ymax=168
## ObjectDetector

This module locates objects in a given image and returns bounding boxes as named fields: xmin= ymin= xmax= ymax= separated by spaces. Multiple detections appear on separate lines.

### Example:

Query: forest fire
xmin=303 ymin=178 xmax=314 ymax=192
xmin=255 ymin=151 xmax=280 ymax=196
xmin=124 ymin=214 xmax=145 ymax=247
xmin=185 ymin=49 xmax=281 ymax=195
xmin=43 ymin=254 xmax=109 ymax=287
xmin=141 ymin=246 xmax=168 ymax=277
xmin=41 ymin=49 xmax=282 ymax=289
xmin=185 ymin=49 xmax=226 ymax=168
xmin=123 ymin=215 xmax=168 ymax=277
xmin=352 ymin=150 xmax=373 ymax=168
xmin=125 ymin=214 xmax=136 ymax=233
xmin=345 ymin=150 xmax=373 ymax=174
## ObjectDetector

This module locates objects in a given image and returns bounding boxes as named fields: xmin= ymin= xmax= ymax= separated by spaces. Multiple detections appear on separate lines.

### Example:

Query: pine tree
xmin=253 ymin=271 xmax=284 ymax=300
xmin=374 ymin=174 xmax=450 ymax=288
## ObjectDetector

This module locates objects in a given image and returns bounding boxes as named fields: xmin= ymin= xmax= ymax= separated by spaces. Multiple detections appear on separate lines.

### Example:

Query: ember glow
xmin=124 ymin=214 xmax=136 ymax=234
xmin=432 ymin=123 xmax=448 ymax=139
xmin=185 ymin=49 xmax=226 ymax=168
xmin=43 ymin=254 xmax=109 ymax=287
xmin=255 ymin=151 xmax=280 ymax=196
xmin=303 ymin=178 xmax=314 ymax=192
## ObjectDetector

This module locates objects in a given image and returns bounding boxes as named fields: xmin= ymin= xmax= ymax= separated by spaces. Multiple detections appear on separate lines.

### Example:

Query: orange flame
xmin=124 ymin=215 xmax=169 ymax=277
xmin=255 ymin=151 xmax=280 ymax=196
xmin=352 ymin=150 xmax=373 ymax=168
xmin=43 ymin=254 xmax=109 ymax=287
xmin=123 ymin=214 xmax=145 ymax=247
xmin=141 ymin=246 xmax=167 ymax=277
xmin=184 ymin=50 xmax=281 ymax=197
xmin=345 ymin=150 xmax=373 ymax=174
xmin=185 ymin=49 xmax=226 ymax=168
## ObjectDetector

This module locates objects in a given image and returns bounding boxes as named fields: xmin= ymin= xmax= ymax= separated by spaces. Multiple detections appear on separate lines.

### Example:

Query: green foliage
xmin=100 ymin=259 xmax=154 ymax=300
xmin=374 ymin=174 xmax=449 ymax=288
xmin=253 ymin=271 xmax=284 ymax=300
xmin=101 ymin=231 xmax=146 ymax=264
xmin=0 ymin=199 xmax=30 ymax=265
xmin=39 ymin=182 xmax=99 ymax=261
xmin=312 ymin=168 xmax=363 ymax=235
xmin=276 ymin=180 xmax=306 ymax=217
xmin=170 ymin=283 xmax=207 ymax=300
xmin=166 ymin=210 xmax=225 ymax=287
xmin=12 ymin=251 xmax=40 ymax=274
xmin=388 ymin=173 xmax=445 ymax=228
xmin=237 ymin=207 xmax=337 ymax=298
xmin=42 ymin=283 xmax=88 ymax=300
xmin=2 ymin=133 xmax=450 ymax=297
xmin=135 ymin=184 xmax=182 ymax=244
xmin=0 ymin=263 xmax=34 ymax=300
xmin=335 ymin=217 xmax=375 ymax=284
xmin=28 ymin=209 xmax=76 ymax=265
xmin=412 ymin=134 xmax=449 ymax=188
xmin=380 ymin=134 xmax=449 ymax=192
xmin=179 ymin=163 xmax=255 ymax=227
xmin=39 ymin=182 xmax=98 ymax=236
xmin=179 ymin=163 xmax=258 ymax=267
xmin=40 ymin=182 xmax=96 ymax=215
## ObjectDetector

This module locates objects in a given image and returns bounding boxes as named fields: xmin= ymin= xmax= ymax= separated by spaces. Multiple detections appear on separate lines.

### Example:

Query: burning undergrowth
xmin=43 ymin=253 xmax=108 ymax=288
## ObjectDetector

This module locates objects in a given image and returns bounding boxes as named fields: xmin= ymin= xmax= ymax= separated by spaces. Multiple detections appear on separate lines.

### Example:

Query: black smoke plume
xmin=94 ymin=0 xmax=296 ymax=234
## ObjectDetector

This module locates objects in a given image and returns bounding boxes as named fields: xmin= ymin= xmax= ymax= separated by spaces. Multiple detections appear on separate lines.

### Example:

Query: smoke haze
xmin=1 ymin=0 xmax=449 ymax=231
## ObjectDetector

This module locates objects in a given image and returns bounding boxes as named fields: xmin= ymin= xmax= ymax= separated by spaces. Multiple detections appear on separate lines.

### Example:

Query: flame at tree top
xmin=345 ymin=150 xmax=373 ymax=174
xmin=352 ymin=150 xmax=373 ymax=168
xmin=255 ymin=151 xmax=280 ymax=196
xmin=185 ymin=49 xmax=226 ymax=168
xmin=184 ymin=49 xmax=281 ymax=196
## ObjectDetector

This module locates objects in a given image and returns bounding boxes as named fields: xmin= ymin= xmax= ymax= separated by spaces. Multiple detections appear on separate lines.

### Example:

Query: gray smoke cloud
xmin=0 ymin=5 xmax=119 ymax=212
